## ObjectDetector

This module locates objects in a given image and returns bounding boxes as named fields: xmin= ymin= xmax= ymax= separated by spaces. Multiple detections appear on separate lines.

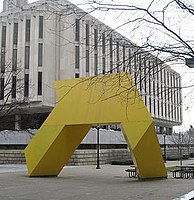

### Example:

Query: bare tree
xmin=170 ymin=127 xmax=194 ymax=161
xmin=44 ymin=0 xmax=183 ymax=124
xmin=0 ymin=62 xmax=28 ymax=130
xmin=84 ymin=0 xmax=194 ymax=62
xmin=0 ymin=0 xmax=186 ymax=131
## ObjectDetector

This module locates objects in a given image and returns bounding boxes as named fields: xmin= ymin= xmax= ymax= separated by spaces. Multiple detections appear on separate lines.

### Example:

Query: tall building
xmin=0 ymin=0 xmax=182 ymax=134
xmin=3 ymin=0 xmax=28 ymax=11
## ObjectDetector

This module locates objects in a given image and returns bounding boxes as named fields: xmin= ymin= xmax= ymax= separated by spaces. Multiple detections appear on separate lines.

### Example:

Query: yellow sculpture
xmin=25 ymin=72 xmax=167 ymax=179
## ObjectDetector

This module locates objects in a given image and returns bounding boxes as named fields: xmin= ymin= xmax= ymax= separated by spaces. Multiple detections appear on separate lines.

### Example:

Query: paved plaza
xmin=0 ymin=160 xmax=194 ymax=200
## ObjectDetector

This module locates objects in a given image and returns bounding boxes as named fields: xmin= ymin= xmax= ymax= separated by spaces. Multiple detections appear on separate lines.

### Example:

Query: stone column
xmin=15 ymin=114 xmax=21 ymax=130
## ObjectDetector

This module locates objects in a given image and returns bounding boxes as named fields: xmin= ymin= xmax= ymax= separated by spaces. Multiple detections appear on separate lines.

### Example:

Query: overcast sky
xmin=0 ymin=0 xmax=193 ymax=131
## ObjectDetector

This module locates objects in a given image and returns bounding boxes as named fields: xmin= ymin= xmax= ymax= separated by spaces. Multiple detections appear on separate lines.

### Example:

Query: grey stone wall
xmin=0 ymin=147 xmax=194 ymax=165
xmin=67 ymin=149 xmax=132 ymax=166
xmin=0 ymin=150 xmax=25 ymax=164
xmin=161 ymin=146 xmax=194 ymax=159
xmin=0 ymin=149 xmax=131 ymax=165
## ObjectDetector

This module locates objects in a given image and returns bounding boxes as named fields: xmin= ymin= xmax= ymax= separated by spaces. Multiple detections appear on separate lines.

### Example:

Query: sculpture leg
xmin=121 ymin=121 xmax=167 ymax=179
xmin=25 ymin=124 xmax=91 ymax=176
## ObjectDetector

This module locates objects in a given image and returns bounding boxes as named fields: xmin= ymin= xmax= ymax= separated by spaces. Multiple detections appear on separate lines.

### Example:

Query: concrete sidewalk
xmin=0 ymin=162 xmax=194 ymax=200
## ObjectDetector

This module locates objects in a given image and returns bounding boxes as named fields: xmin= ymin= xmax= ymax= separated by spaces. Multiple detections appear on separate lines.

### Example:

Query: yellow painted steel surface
xmin=25 ymin=72 xmax=167 ymax=179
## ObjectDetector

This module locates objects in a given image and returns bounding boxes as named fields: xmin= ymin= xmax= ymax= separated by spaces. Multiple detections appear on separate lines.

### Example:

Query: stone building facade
xmin=0 ymin=0 xmax=182 ymax=135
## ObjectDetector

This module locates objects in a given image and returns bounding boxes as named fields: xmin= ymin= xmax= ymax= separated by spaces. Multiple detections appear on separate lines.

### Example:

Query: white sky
xmin=0 ymin=0 xmax=194 ymax=132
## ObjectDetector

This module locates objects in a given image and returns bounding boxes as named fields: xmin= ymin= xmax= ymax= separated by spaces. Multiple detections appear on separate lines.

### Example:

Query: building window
xmin=12 ymin=49 xmax=17 ymax=71
xmin=160 ymin=68 xmax=163 ymax=116
xmin=0 ymin=77 xmax=4 ymax=100
xmin=171 ymin=73 xmax=173 ymax=119
xmin=25 ymin=46 xmax=30 ymax=69
xmin=110 ymin=61 xmax=113 ymax=73
xmin=38 ymin=72 xmax=42 ymax=96
xmin=39 ymin=16 xmax=43 ymax=39
xmin=110 ymin=36 xmax=113 ymax=72
xmin=160 ymin=67 xmax=163 ymax=83
xmin=12 ymin=76 xmax=16 ymax=99
xmin=102 ymin=33 xmax=106 ymax=74
xmin=179 ymin=78 xmax=182 ymax=121
xmin=94 ymin=29 xmax=98 ymax=50
xmin=157 ymin=83 xmax=160 ymax=116
xmin=94 ymin=53 xmax=98 ymax=75
xmin=75 ymin=19 xmax=80 ymax=42
xmin=134 ymin=53 xmax=137 ymax=84
xmin=102 ymin=33 xmax=105 ymax=55
xmin=102 ymin=57 xmax=105 ymax=74
xmin=153 ymin=98 xmax=156 ymax=115
xmin=1 ymin=50 xmax=5 ymax=73
xmin=156 ymin=65 xmax=160 ymax=116
xmin=145 ymin=96 xmax=147 ymax=106
xmin=177 ymin=77 xmax=180 ymax=121
xmin=116 ymin=42 xmax=119 ymax=72
xmin=1 ymin=26 xmax=6 ymax=48
xmin=144 ymin=58 xmax=147 ymax=95
xmin=164 ymin=70 xmax=167 ymax=118
xmin=148 ymin=63 xmax=152 ymax=96
xmin=167 ymin=72 xmax=170 ymax=118
xmin=153 ymin=80 xmax=155 ymax=97
xmin=75 ymin=73 xmax=79 ymax=78
xmin=1 ymin=26 xmax=6 ymax=73
xmin=149 ymin=97 xmax=152 ymax=113
xmin=25 ymin=19 xmax=31 ymax=42
xmin=161 ymin=100 xmax=164 ymax=117
xmin=139 ymin=55 xmax=142 ymax=92
xmin=86 ymin=23 xmax=89 ymax=46
xmin=86 ymin=50 xmax=89 ymax=72
xmin=75 ymin=46 xmax=80 ymax=69
xmin=13 ymin=23 xmax=18 ymax=45
xmin=38 ymin=43 xmax=43 ymax=67
xmin=173 ymin=75 xmax=177 ymax=120
xmin=128 ymin=49 xmax=131 ymax=74
xmin=24 ymin=74 xmax=29 ymax=97
xmin=123 ymin=46 xmax=125 ymax=71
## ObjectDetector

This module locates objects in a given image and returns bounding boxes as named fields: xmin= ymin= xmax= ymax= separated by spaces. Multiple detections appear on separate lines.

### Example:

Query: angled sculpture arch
xmin=25 ymin=73 xmax=167 ymax=179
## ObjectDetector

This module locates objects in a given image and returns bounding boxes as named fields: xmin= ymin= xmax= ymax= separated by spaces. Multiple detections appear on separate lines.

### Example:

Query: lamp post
xmin=96 ymin=125 xmax=101 ymax=169
xmin=179 ymin=132 xmax=183 ymax=166
xmin=163 ymin=132 xmax=167 ymax=163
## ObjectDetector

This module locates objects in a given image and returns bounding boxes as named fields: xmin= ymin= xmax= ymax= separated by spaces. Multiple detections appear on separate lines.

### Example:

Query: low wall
xmin=0 ymin=149 xmax=132 ymax=165
xmin=0 ymin=150 xmax=25 ymax=164
xmin=0 ymin=146 xmax=194 ymax=165
xmin=68 ymin=149 xmax=132 ymax=165
xmin=161 ymin=146 xmax=194 ymax=159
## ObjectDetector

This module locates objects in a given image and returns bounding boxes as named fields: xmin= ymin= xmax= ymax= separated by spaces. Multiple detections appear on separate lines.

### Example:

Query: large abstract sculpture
xmin=25 ymin=72 xmax=167 ymax=179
